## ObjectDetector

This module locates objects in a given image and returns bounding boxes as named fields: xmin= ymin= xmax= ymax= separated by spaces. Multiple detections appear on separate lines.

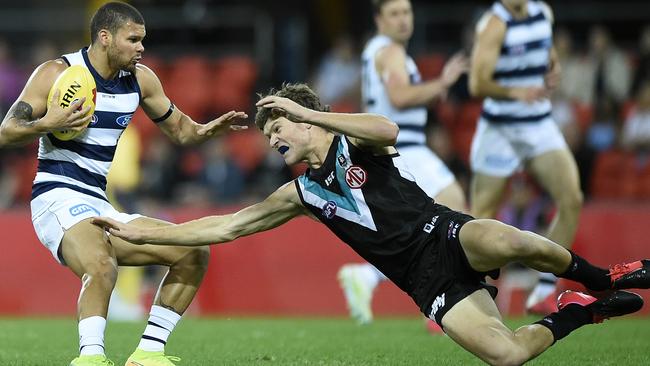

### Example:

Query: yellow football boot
xmin=69 ymin=354 xmax=115 ymax=366
xmin=124 ymin=349 xmax=180 ymax=366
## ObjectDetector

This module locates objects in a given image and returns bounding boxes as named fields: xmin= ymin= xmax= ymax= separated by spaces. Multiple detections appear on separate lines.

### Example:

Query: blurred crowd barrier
xmin=0 ymin=203 xmax=648 ymax=317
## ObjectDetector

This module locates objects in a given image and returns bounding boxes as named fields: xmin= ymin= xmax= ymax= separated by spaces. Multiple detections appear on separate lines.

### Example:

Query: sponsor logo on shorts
xmin=116 ymin=114 xmax=133 ymax=127
xmin=423 ymin=215 xmax=439 ymax=234
xmin=321 ymin=201 xmax=337 ymax=219
xmin=345 ymin=165 xmax=367 ymax=189
xmin=447 ymin=221 xmax=460 ymax=239
xmin=69 ymin=204 xmax=100 ymax=216
xmin=431 ymin=293 xmax=446 ymax=316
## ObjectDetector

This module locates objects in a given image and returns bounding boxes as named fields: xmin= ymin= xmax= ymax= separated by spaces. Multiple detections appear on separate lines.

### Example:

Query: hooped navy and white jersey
xmin=294 ymin=135 xmax=443 ymax=293
xmin=32 ymin=47 xmax=141 ymax=202
xmin=361 ymin=35 xmax=427 ymax=148
xmin=481 ymin=1 xmax=553 ymax=124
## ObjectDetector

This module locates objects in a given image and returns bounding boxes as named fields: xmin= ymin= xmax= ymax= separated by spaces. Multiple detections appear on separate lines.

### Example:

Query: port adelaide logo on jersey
xmin=345 ymin=165 xmax=367 ymax=189
xmin=321 ymin=200 xmax=337 ymax=219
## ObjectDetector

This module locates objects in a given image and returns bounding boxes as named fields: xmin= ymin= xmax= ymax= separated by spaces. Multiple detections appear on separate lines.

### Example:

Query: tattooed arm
xmin=0 ymin=60 xmax=93 ymax=147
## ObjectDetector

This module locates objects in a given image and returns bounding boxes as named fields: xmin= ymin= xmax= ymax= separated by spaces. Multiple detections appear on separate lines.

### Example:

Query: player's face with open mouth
xmin=264 ymin=118 xmax=309 ymax=165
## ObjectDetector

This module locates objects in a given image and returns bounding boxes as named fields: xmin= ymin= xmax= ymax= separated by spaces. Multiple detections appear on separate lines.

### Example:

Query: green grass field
xmin=1 ymin=316 xmax=649 ymax=365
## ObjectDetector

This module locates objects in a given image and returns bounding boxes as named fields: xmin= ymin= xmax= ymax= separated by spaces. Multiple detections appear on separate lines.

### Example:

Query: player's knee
xmin=556 ymin=187 xmax=583 ymax=213
xmin=482 ymin=345 xmax=528 ymax=366
xmin=496 ymin=226 xmax=534 ymax=260
xmin=176 ymin=245 xmax=210 ymax=272
xmin=81 ymin=257 xmax=118 ymax=289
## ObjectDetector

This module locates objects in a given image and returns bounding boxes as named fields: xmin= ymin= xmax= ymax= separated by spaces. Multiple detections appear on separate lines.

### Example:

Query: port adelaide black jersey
xmin=294 ymin=135 xmax=446 ymax=293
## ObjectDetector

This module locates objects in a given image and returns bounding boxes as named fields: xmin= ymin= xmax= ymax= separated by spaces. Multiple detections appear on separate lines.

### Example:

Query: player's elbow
xmin=468 ymin=76 xmax=482 ymax=97
xmin=384 ymin=120 xmax=399 ymax=145
xmin=389 ymin=95 xmax=410 ymax=109
xmin=372 ymin=115 xmax=399 ymax=145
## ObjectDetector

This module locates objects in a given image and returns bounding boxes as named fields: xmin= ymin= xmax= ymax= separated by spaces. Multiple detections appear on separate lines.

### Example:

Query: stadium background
xmin=1 ymin=0 xmax=650 ymax=319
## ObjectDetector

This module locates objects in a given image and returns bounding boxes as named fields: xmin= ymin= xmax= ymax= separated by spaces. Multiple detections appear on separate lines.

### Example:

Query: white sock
xmin=361 ymin=263 xmax=388 ymax=289
xmin=79 ymin=316 xmax=106 ymax=356
xmin=533 ymin=272 xmax=558 ymax=298
xmin=137 ymin=305 xmax=182 ymax=352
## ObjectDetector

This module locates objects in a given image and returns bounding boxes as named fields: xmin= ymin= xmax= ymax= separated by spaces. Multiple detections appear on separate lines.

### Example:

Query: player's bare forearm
xmin=308 ymin=110 xmax=398 ymax=147
xmin=0 ymin=101 xmax=47 ymax=147
xmin=387 ymin=81 xmax=447 ymax=108
xmin=468 ymin=76 xmax=515 ymax=99
xmin=161 ymin=111 xmax=247 ymax=146
xmin=95 ymin=183 xmax=304 ymax=246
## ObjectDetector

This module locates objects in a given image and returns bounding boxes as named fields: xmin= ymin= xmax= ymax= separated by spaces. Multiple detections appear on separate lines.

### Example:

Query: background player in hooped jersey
xmin=0 ymin=2 xmax=246 ymax=366
xmin=93 ymin=83 xmax=650 ymax=366
xmin=338 ymin=0 xmax=469 ymax=330
xmin=469 ymin=0 xmax=584 ymax=314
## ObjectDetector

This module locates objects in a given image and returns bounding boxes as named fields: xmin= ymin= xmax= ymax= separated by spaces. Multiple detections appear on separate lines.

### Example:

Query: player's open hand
xmin=256 ymin=96 xmax=314 ymax=123
xmin=41 ymin=89 xmax=93 ymax=132
xmin=441 ymin=52 xmax=469 ymax=88
xmin=91 ymin=216 xmax=148 ymax=244
xmin=197 ymin=111 xmax=248 ymax=137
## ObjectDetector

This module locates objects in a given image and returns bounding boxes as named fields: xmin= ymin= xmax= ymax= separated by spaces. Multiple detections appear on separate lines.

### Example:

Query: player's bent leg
xmin=62 ymin=219 xmax=119 ymax=318
xmin=110 ymin=217 xmax=209 ymax=366
xmin=433 ymin=180 xmax=467 ymax=212
xmin=61 ymin=219 xmax=119 ymax=363
xmin=111 ymin=217 xmax=210 ymax=312
xmin=527 ymin=149 xmax=583 ymax=249
xmin=469 ymin=173 xmax=509 ymax=219
xmin=458 ymin=219 xmax=572 ymax=274
xmin=526 ymin=149 xmax=583 ymax=313
xmin=442 ymin=289 xmax=553 ymax=365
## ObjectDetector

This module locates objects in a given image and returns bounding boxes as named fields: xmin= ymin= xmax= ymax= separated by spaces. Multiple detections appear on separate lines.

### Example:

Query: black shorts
xmin=407 ymin=204 xmax=499 ymax=327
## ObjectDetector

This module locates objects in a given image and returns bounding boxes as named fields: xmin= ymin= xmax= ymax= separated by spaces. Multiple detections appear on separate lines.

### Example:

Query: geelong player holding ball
xmin=47 ymin=64 xmax=97 ymax=141
xmin=0 ymin=2 xmax=247 ymax=366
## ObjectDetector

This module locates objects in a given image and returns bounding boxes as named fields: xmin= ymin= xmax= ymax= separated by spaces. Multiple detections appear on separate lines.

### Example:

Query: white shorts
xmin=30 ymin=188 xmax=142 ymax=264
xmin=470 ymin=117 xmax=569 ymax=177
xmin=398 ymin=145 xmax=456 ymax=198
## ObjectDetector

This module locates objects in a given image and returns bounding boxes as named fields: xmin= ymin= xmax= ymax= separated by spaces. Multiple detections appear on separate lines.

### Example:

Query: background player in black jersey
xmin=93 ymin=83 xmax=649 ymax=365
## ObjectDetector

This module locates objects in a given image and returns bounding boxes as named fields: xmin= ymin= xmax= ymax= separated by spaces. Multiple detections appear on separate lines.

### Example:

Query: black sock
xmin=535 ymin=304 xmax=593 ymax=342
xmin=557 ymin=251 xmax=610 ymax=291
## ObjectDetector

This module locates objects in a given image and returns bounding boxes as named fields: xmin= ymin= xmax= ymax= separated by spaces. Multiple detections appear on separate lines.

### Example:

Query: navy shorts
xmin=407 ymin=204 xmax=499 ymax=327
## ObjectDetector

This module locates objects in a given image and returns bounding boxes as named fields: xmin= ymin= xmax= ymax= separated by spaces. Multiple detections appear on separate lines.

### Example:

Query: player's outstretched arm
xmin=92 ymin=182 xmax=305 ymax=246
xmin=0 ymin=60 xmax=93 ymax=147
xmin=379 ymin=45 xmax=468 ymax=108
xmin=136 ymin=64 xmax=248 ymax=146
xmin=256 ymin=95 xmax=398 ymax=147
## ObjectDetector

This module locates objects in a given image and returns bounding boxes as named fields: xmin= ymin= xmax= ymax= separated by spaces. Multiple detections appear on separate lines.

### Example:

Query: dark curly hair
xmin=90 ymin=2 xmax=145 ymax=44
xmin=254 ymin=83 xmax=330 ymax=130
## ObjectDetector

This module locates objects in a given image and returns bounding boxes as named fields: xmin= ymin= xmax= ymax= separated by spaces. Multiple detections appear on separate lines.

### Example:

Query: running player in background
xmin=469 ymin=0 xmax=583 ymax=314
xmin=94 ymin=83 xmax=649 ymax=366
xmin=0 ymin=2 xmax=246 ymax=365
xmin=338 ymin=0 xmax=468 ymax=329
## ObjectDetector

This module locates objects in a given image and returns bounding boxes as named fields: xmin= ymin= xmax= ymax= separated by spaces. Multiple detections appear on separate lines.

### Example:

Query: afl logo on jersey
xmin=116 ymin=114 xmax=133 ymax=127
xmin=345 ymin=166 xmax=367 ymax=189
xmin=321 ymin=200 xmax=337 ymax=219
xmin=89 ymin=114 xmax=99 ymax=126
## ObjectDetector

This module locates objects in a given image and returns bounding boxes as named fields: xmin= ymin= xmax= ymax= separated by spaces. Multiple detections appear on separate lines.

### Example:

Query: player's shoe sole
xmin=557 ymin=290 xmax=643 ymax=323
xmin=610 ymin=259 xmax=650 ymax=289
